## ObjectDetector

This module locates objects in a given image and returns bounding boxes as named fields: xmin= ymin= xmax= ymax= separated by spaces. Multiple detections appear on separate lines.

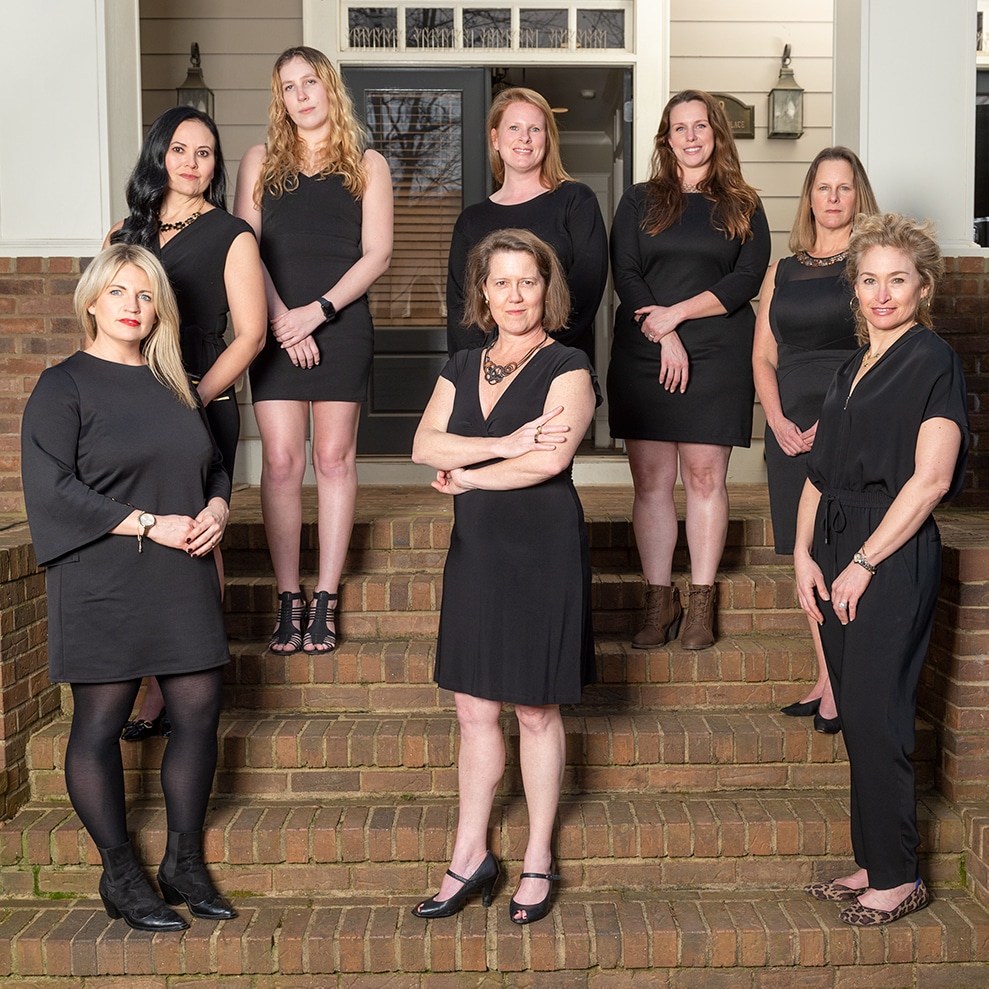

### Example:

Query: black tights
xmin=66 ymin=667 xmax=225 ymax=848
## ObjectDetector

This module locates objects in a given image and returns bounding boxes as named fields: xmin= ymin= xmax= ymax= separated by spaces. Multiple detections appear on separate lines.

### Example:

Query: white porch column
xmin=0 ymin=0 xmax=141 ymax=256
xmin=834 ymin=0 xmax=977 ymax=252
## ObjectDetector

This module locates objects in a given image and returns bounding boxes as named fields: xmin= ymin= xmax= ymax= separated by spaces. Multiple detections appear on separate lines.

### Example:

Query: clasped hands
xmin=146 ymin=500 xmax=229 ymax=557
xmin=271 ymin=302 xmax=323 ymax=369
xmin=635 ymin=306 xmax=689 ymax=393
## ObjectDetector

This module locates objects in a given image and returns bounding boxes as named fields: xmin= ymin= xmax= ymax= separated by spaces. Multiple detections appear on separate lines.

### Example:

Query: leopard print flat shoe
xmin=803 ymin=879 xmax=868 ymax=902
xmin=838 ymin=879 xmax=931 ymax=926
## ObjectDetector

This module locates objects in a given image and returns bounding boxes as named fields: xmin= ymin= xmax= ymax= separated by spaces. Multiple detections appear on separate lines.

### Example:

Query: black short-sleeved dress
xmin=764 ymin=253 xmax=859 ymax=553
xmin=607 ymin=187 xmax=771 ymax=447
xmin=807 ymin=327 xmax=968 ymax=888
xmin=250 ymin=174 xmax=373 ymax=403
xmin=20 ymin=352 xmax=231 ymax=683
xmin=159 ymin=208 xmax=255 ymax=476
xmin=446 ymin=182 xmax=609 ymax=362
xmin=433 ymin=343 xmax=600 ymax=706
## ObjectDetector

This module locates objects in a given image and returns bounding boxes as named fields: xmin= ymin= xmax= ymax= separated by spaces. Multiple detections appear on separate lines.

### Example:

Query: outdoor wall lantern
xmin=176 ymin=43 xmax=214 ymax=117
xmin=767 ymin=44 xmax=803 ymax=139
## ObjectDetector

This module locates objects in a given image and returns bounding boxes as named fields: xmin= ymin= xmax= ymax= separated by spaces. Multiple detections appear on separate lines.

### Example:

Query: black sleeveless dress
xmin=250 ymin=173 xmax=373 ymax=403
xmin=433 ymin=343 xmax=599 ymax=706
xmin=764 ymin=254 xmax=859 ymax=553
xmin=159 ymin=209 xmax=254 ymax=477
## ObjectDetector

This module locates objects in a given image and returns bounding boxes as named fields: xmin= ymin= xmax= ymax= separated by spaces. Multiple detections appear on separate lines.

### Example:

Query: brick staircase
xmin=2 ymin=484 xmax=989 ymax=987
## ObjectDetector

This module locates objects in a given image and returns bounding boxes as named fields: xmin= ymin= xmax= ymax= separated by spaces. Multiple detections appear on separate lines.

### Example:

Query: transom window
xmin=345 ymin=3 xmax=630 ymax=51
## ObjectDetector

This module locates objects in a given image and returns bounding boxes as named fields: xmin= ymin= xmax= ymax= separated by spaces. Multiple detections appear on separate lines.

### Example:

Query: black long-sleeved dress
xmin=446 ymin=181 xmax=609 ymax=362
xmin=21 ymin=352 xmax=231 ymax=683
xmin=607 ymin=187 xmax=770 ymax=447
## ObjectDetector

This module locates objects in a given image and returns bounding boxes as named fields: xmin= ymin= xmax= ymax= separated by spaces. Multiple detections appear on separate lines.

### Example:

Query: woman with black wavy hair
xmin=107 ymin=105 xmax=266 ymax=739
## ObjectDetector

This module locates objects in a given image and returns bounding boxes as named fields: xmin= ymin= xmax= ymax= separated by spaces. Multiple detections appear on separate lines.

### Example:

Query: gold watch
xmin=137 ymin=512 xmax=156 ymax=554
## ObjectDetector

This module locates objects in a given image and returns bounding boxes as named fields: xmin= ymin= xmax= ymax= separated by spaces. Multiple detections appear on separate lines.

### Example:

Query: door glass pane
xmin=577 ymin=9 xmax=624 ymax=48
xmin=349 ymin=7 xmax=399 ymax=48
xmin=520 ymin=8 xmax=569 ymax=48
xmin=406 ymin=7 xmax=454 ymax=47
xmin=364 ymin=90 xmax=464 ymax=327
xmin=463 ymin=7 xmax=512 ymax=48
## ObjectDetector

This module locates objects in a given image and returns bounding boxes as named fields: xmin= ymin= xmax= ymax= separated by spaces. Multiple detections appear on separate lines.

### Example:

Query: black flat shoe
xmin=121 ymin=709 xmax=168 ymax=742
xmin=412 ymin=851 xmax=499 ymax=919
xmin=780 ymin=698 xmax=821 ymax=717
xmin=814 ymin=712 xmax=841 ymax=734
xmin=509 ymin=868 xmax=561 ymax=925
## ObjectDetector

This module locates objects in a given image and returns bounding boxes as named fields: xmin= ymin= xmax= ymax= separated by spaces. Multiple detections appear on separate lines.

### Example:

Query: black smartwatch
xmin=317 ymin=297 xmax=336 ymax=322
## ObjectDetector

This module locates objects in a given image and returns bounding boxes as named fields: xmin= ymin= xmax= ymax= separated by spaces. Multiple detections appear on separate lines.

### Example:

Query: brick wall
xmin=0 ymin=254 xmax=987 ymax=514
xmin=0 ymin=257 xmax=87 ymax=516
xmin=0 ymin=531 xmax=60 ymax=818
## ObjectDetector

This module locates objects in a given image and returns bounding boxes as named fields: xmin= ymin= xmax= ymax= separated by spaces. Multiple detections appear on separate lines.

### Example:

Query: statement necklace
xmin=483 ymin=335 xmax=547 ymax=385
xmin=159 ymin=201 xmax=205 ymax=232
xmin=796 ymin=249 xmax=848 ymax=267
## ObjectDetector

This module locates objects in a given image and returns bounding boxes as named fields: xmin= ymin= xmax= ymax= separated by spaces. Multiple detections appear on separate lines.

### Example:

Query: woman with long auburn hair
xmin=234 ymin=46 xmax=393 ymax=657
xmin=607 ymin=89 xmax=770 ymax=651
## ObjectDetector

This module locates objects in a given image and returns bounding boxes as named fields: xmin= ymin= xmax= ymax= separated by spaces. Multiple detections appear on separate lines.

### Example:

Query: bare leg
xmin=678 ymin=442 xmax=731 ymax=585
xmin=626 ymin=439 xmax=680 ymax=585
xmin=310 ymin=401 xmax=361 ymax=596
xmin=513 ymin=703 xmax=565 ymax=921
xmin=254 ymin=400 xmax=310 ymax=595
xmin=424 ymin=693 xmax=505 ymax=904
xmin=135 ymin=677 xmax=165 ymax=722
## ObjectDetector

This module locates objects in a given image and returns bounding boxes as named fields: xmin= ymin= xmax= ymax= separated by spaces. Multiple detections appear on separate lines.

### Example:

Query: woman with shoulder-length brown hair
xmin=21 ymin=243 xmax=235 ymax=931
xmin=608 ymin=89 xmax=770 ymax=652
xmin=752 ymin=146 xmax=879 ymax=733
xmin=795 ymin=213 xmax=968 ymax=925
xmin=412 ymin=228 xmax=599 ymax=926
xmin=234 ymin=45 xmax=393 ymax=658
xmin=446 ymin=86 xmax=608 ymax=362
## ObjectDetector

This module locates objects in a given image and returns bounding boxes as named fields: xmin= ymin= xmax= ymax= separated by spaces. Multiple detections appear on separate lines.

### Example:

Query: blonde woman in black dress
xmin=752 ymin=147 xmax=879 ymax=732
xmin=235 ymin=46 xmax=393 ymax=656
xmin=21 ymin=244 xmax=235 ymax=930
xmin=608 ymin=90 xmax=769 ymax=651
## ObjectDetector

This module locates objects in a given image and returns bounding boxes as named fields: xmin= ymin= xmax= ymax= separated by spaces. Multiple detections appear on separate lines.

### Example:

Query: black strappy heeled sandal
xmin=303 ymin=590 xmax=339 ymax=654
xmin=269 ymin=591 xmax=306 ymax=654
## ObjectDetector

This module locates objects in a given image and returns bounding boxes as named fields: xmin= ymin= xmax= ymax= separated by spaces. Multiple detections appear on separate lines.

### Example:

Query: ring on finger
xmin=837 ymin=602 xmax=847 ymax=609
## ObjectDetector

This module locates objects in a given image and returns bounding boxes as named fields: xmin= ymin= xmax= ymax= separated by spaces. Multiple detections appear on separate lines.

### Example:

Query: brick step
xmin=222 ymin=567 xmax=807 ymax=642
xmin=222 ymin=519 xmax=779 ymax=576
xmin=25 ymin=713 xmax=936 ymax=802
xmin=2 ymin=888 xmax=988 ymax=982
xmin=220 ymin=632 xmax=821 ymax=714
xmin=0 ymin=792 xmax=969 ymax=900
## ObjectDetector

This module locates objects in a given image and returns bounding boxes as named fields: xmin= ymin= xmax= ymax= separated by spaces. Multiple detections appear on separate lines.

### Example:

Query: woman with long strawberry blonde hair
xmin=235 ymin=46 xmax=393 ymax=657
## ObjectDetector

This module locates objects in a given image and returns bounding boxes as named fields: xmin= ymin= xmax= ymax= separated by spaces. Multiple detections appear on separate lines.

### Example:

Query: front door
xmin=343 ymin=67 xmax=489 ymax=455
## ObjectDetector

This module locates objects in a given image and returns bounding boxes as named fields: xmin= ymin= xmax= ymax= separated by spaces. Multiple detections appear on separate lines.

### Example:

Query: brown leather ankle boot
xmin=681 ymin=583 xmax=716 ymax=650
xmin=632 ymin=584 xmax=683 ymax=648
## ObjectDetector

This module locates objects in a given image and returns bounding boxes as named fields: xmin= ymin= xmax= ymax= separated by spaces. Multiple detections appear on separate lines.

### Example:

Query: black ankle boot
xmin=157 ymin=830 xmax=237 ymax=920
xmin=98 ymin=840 xmax=188 ymax=931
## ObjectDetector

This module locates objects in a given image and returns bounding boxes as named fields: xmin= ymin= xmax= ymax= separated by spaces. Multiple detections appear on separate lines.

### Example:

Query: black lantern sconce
xmin=768 ymin=44 xmax=804 ymax=139
xmin=176 ymin=43 xmax=214 ymax=117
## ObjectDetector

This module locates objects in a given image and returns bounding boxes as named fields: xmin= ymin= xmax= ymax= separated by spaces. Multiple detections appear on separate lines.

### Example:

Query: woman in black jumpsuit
xmin=795 ymin=214 xmax=968 ymax=925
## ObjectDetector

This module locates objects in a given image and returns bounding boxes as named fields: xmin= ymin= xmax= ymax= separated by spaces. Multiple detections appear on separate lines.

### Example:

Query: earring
xmin=484 ymin=297 xmax=489 ymax=305
xmin=848 ymin=297 xmax=859 ymax=312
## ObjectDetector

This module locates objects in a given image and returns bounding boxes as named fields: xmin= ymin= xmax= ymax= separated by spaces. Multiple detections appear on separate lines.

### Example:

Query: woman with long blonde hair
xmin=21 ymin=243 xmax=235 ymax=931
xmin=234 ymin=46 xmax=393 ymax=656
